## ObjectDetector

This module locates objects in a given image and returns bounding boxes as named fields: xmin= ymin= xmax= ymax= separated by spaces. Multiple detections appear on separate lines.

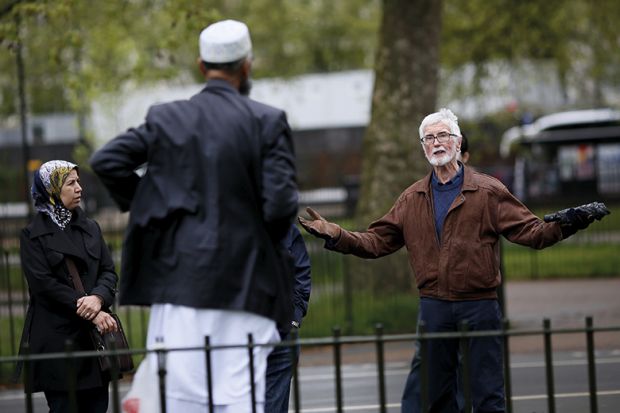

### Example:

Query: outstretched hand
xmin=544 ymin=201 xmax=611 ymax=239
xmin=298 ymin=207 xmax=341 ymax=241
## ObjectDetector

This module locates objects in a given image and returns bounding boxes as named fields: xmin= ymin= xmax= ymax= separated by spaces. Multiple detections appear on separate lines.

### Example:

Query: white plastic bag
xmin=122 ymin=356 xmax=161 ymax=413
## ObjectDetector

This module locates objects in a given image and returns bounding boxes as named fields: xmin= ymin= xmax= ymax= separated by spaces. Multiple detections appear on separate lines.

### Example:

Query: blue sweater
xmin=431 ymin=166 xmax=464 ymax=243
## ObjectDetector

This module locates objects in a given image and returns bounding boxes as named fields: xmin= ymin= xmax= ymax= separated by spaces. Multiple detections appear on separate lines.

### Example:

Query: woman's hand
xmin=76 ymin=295 xmax=103 ymax=320
xmin=92 ymin=312 xmax=118 ymax=334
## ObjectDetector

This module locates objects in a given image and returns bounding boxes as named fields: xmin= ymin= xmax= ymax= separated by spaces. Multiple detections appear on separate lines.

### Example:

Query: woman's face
xmin=60 ymin=169 xmax=82 ymax=210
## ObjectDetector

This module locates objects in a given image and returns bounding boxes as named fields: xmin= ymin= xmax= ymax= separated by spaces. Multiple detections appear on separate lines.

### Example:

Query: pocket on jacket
xmin=451 ymin=242 xmax=497 ymax=292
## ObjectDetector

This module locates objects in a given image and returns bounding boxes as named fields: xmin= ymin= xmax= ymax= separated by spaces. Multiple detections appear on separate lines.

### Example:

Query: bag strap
xmin=66 ymin=257 xmax=86 ymax=295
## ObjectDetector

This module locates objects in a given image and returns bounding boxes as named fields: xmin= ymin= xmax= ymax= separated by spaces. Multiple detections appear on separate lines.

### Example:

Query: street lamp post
xmin=15 ymin=12 xmax=32 ymax=217
xmin=1 ymin=0 xmax=33 ymax=216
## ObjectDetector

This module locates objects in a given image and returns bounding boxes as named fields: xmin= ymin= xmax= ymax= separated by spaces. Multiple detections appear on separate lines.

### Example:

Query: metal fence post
xmin=22 ymin=342 xmax=33 ymax=413
xmin=6 ymin=250 xmax=16 ymax=356
xmin=459 ymin=320 xmax=472 ymax=413
xmin=419 ymin=321 xmax=429 ymax=412
xmin=586 ymin=316 xmax=598 ymax=413
xmin=374 ymin=323 xmax=387 ymax=413
xmin=109 ymin=336 xmax=121 ymax=413
xmin=204 ymin=336 xmax=215 ymax=413
xmin=332 ymin=326 xmax=343 ymax=413
xmin=247 ymin=333 xmax=257 ymax=413
xmin=140 ymin=307 xmax=148 ymax=346
xmin=156 ymin=338 xmax=167 ymax=413
xmin=291 ymin=327 xmax=301 ymax=413
xmin=502 ymin=319 xmax=513 ymax=413
xmin=543 ymin=318 xmax=555 ymax=413
xmin=342 ymin=256 xmax=354 ymax=335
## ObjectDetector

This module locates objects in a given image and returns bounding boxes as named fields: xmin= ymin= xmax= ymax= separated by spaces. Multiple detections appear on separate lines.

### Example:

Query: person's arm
xmin=20 ymin=230 xmax=81 ymax=315
xmin=261 ymin=112 xmax=298 ymax=242
xmin=286 ymin=225 xmax=311 ymax=327
xmin=89 ymin=222 xmax=118 ymax=308
xmin=75 ymin=222 xmax=118 ymax=320
xmin=496 ymin=186 xmax=563 ymax=249
xmin=299 ymin=201 xmax=405 ymax=259
xmin=89 ymin=124 xmax=150 ymax=211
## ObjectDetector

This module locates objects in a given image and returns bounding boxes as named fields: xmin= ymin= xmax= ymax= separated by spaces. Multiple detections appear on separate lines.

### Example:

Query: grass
xmin=502 ymin=242 xmax=620 ymax=279
xmin=300 ymin=289 xmax=419 ymax=338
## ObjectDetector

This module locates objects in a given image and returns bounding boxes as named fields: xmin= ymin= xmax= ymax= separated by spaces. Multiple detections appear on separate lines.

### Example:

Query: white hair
xmin=418 ymin=108 xmax=462 ymax=141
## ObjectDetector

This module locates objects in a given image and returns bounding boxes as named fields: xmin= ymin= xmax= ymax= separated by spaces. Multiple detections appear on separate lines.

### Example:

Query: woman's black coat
xmin=16 ymin=208 xmax=118 ymax=392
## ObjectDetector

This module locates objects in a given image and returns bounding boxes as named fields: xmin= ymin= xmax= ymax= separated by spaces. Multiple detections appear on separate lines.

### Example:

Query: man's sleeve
xmin=89 ymin=124 xmax=150 ymax=211
xmin=496 ymin=185 xmax=562 ymax=249
xmin=286 ymin=225 xmax=311 ymax=326
xmin=89 ymin=223 xmax=118 ymax=308
xmin=328 ymin=198 xmax=406 ymax=258
xmin=261 ymin=112 xmax=298 ymax=242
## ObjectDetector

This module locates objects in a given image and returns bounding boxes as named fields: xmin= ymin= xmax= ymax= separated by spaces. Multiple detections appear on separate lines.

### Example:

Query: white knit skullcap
xmin=199 ymin=20 xmax=252 ymax=63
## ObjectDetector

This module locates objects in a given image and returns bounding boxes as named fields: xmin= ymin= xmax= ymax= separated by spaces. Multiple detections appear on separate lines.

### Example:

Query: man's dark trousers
xmin=401 ymin=298 xmax=505 ymax=413
xmin=265 ymin=331 xmax=300 ymax=412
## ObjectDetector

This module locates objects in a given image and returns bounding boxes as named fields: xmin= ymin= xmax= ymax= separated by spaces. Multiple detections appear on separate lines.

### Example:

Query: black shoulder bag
xmin=66 ymin=257 xmax=134 ymax=373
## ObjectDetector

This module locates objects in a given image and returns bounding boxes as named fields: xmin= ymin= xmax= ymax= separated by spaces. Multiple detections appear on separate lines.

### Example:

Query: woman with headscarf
xmin=16 ymin=160 xmax=119 ymax=413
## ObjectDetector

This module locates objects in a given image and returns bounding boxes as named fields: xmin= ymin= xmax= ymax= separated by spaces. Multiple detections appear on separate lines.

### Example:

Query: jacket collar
xmin=29 ymin=208 xmax=92 ymax=262
xmin=414 ymin=163 xmax=478 ymax=195
xmin=201 ymin=78 xmax=240 ymax=95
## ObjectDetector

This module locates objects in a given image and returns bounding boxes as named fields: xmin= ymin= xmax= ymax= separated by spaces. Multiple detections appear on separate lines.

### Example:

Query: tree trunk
xmin=352 ymin=0 xmax=442 ymax=294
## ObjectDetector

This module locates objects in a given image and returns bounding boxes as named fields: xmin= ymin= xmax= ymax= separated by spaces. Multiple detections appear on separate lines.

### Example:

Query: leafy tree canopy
xmin=0 ymin=0 xmax=380 ymax=116
xmin=2 ymin=0 xmax=619 ymax=118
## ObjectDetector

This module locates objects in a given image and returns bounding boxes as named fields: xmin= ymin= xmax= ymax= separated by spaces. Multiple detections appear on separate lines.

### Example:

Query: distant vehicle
xmin=500 ymin=108 xmax=620 ymax=204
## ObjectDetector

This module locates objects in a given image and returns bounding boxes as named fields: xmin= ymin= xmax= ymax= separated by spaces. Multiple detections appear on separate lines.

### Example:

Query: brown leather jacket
xmin=329 ymin=166 xmax=563 ymax=301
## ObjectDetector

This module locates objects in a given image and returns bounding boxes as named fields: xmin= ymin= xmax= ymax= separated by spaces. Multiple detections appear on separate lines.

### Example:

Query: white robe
xmin=145 ymin=304 xmax=279 ymax=413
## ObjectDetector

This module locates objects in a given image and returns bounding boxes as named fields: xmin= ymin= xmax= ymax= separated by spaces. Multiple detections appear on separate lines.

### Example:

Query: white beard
xmin=426 ymin=146 xmax=457 ymax=166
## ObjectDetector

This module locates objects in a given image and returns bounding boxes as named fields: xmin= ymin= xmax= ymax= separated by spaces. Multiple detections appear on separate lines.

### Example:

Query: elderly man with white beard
xmin=299 ymin=108 xmax=608 ymax=412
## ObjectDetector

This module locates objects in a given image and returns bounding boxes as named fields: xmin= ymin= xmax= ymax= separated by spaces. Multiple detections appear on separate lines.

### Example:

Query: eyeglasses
xmin=420 ymin=132 xmax=458 ymax=144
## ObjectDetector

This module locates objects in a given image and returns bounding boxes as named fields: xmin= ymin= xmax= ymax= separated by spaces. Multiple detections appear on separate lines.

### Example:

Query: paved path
xmin=505 ymin=278 xmax=620 ymax=328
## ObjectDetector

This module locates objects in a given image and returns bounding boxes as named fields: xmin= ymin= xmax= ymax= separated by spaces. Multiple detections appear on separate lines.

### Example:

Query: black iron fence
xmin=1 ymin=316 xmax=619 ymax=413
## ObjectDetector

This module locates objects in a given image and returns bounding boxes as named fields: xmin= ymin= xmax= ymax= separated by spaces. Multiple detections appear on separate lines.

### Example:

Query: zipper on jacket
xmin=426 ymin=191 xmax=442 ymax=248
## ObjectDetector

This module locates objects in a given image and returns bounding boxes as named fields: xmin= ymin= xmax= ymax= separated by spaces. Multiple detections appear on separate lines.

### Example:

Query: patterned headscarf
xmin=31 ymin=160 xmax=78 ymax=229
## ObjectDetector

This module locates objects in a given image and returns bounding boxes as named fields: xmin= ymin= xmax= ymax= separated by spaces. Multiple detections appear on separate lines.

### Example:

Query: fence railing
xmin=1 ymin=316 xmax=619 ymax=413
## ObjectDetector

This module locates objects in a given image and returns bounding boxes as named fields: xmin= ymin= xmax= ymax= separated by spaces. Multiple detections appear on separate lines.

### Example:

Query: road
xmin=292 ymin=349 xmax=620 ymax=413
xmin=1 ymin=349 xmax=619 ymax=412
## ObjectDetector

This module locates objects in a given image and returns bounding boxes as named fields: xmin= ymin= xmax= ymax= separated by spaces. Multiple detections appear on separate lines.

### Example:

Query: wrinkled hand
xmin=298 ymin=207 xmax=341 ymax=241
xmin=77 ymin=295 xmax=103 ymax=321
xmin=92 ymin=312 xmax=118 ymax=334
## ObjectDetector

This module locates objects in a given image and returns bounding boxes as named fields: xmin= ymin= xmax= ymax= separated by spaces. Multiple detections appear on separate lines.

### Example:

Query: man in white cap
xmin=91 ymin=19 xmax=297 ymax=413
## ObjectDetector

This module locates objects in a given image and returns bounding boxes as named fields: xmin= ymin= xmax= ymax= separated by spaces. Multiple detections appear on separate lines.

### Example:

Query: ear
xmin=197 ymin=58 xmax=207 ymax=76
xmin=241 ymin=57 xmax=252 ymax=77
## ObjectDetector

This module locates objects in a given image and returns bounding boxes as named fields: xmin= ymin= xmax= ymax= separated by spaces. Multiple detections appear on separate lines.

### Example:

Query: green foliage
xmin=0 ymin=0 xmax=380 ymax=118
xmin=301 ymin=289 xmax=418 ymax=338
xmin=503 ymin=242 xmax=620 ymax=279
xmin=442 ymin=0 xmax=620 ymax=105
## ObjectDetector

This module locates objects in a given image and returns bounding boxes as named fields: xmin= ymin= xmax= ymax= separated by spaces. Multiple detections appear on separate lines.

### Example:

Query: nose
xmin=76 ymin=182 xmax=82 ymax=193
